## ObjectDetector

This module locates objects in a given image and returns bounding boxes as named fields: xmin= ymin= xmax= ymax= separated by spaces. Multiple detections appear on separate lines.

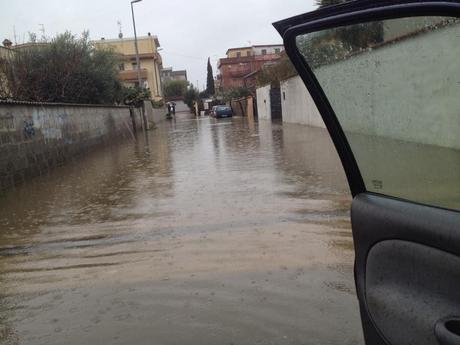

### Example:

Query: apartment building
xmin=217 ymin=44 xmax=284 ymax=92
xmin=161 ymin=67 xmax=188 ymax=83
xmin=93 ymin=33 xmax=163 ymax=99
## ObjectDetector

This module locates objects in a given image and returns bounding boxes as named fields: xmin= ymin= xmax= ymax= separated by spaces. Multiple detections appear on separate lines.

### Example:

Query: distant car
xmin=214 ymin=106 xmax=233 ymax=118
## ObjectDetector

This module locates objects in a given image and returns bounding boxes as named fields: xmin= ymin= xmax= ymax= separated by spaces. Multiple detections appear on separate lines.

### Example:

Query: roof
xmin=218 ymin=53 xmax=281 ymax=68
xmin=252 ymin=44 xmax=284 ymax=48
xmin=93 ymin=35 xmax=161 ymax=48
xmin=226 ymin=46 xmax=252 ymax=53
xmin=12 ymin=42 xmax=49 ymax=50
xmin=171 ymin=70 xmax=187 ymax=75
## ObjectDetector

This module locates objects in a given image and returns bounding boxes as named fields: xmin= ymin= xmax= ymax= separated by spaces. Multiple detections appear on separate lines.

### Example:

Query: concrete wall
xmin=144 ymin=101 xmax=167 ymax=125
xmin=0 ymin=102 xmax=137 ymax=191
xmin=314 ymin=24 xmax=460 ymax=150
xmin=280 ymin=76 xmax=325 ymax=128
xmin=279 ymin=24 xmax=460 ymax=150
xmin=256 ymin=85 xmax=271 ymax=120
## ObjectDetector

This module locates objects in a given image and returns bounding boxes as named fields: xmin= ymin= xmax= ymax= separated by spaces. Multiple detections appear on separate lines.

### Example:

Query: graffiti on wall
xmin=33 ymin=110 xmax=66 ymax=140
xmin=23 ymin=120 xmax=35 ymax=139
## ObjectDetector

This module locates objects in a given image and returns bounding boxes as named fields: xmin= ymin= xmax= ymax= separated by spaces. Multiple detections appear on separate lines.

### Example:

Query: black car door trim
xmin=274 ymin=0 xmax=460 ymax=197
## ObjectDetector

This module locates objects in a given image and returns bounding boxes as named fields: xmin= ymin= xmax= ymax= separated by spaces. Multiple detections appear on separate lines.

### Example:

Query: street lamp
xmin=131 ymin=0 xmax=148 ymax=132
xmin=131 ymin=0 xmax=143 ymax=89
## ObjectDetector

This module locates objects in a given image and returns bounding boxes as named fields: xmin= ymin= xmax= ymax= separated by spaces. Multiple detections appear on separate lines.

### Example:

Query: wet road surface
xmin=0 ymin=112 xmax=363 ymax=345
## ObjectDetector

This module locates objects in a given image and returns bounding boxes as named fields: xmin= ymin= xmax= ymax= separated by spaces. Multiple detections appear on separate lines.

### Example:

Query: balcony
xmin=118 ymin=69 xmax=149 ymax=82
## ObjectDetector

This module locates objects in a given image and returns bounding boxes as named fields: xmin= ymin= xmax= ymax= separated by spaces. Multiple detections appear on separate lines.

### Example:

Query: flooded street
xmin=0 ymin=112 xmax=363 ymax=345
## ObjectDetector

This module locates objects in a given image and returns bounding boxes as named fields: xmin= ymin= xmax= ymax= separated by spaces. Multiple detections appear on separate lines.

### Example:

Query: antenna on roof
xmin=13 ymin=25 xmax=17 ymax=45
xmin=117 ymin=20 xmax=123 ymax=39
xmin=39 ymin=24 xmax=46 ymax=40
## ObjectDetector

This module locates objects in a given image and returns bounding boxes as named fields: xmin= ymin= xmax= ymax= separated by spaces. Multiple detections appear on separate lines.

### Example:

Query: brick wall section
xmin=0 ymin=101 xmax=138 ymax=191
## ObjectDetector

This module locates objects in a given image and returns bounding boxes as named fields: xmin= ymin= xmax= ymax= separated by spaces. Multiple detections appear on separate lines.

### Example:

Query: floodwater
xmin=0 ymin=112 xmax=363 ymax=345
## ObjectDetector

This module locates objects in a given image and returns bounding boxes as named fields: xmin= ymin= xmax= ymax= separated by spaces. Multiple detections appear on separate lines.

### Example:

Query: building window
xmin=132 ymin=62 xmax=139 ymax=69
xmin=236 ymin=52 xmax=241 ymax=58
xmin=275 ymin=48 xmax=281 ymax=54
xmin=262 ymin=49 xmax=267 ymax=55
xmin=118 ymin=63 xmax=125 ymax=71
xmin=246 ymin=51 xmax=251 ymax=56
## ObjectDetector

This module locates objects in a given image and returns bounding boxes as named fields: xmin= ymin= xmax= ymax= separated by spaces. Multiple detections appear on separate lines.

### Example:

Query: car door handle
xmin=435 ymin=318 xmax=460 ymax=345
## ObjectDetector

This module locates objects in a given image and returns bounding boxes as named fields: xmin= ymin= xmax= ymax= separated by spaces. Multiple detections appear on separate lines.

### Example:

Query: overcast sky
xmin=0 ymin=0 xmax=317 ymax=89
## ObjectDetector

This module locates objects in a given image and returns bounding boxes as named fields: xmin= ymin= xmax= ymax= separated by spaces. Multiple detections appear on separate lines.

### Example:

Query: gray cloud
xmin=0 ymin=0 xmax=316 ymax=88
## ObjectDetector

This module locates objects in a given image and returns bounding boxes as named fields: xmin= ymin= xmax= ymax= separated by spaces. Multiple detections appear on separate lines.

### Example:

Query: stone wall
xmin=0 ymin=101 xmax=137 ymax=191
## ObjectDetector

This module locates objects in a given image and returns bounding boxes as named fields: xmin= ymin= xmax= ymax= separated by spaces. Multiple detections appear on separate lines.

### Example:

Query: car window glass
xmin=296 ymin=16 xmax=460 ymax=211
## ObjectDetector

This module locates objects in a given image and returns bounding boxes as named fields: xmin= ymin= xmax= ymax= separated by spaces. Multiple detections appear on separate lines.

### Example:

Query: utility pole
xmin=131 ymin=0 xmax=143 ymax=89
xmin=130 ymin=0 xmax=148 ymax=132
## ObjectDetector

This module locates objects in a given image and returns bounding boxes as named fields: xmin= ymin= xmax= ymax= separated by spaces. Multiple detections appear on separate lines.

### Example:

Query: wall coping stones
xmin=0 ymin=99 xmax=131 ymax=109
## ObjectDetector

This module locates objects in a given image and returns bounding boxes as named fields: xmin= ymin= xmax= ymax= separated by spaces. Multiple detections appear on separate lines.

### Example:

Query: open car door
xmin=274 ymin=1 xmax=460 ymax=344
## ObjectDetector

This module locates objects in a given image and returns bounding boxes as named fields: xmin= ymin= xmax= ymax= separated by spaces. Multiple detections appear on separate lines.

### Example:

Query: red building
xmin=217 ymin=45 xmax=284 ymax=93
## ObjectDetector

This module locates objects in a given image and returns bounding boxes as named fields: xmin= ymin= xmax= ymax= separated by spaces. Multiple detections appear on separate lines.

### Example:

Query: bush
xmin=184 ymin=85 xmax=200 ymax=108
xmin=151 ymin=99 xmax=164 ymax=109
xmin=0 ymin=31 xmax=121 ymax=104
xmin=118 ymin=86 xmax=150 ymax=107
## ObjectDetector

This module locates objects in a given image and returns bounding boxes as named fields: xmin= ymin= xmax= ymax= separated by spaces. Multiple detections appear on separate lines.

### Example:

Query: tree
xmin=206 ymin=57 xmax=215 ymax=96
xmin=184 ymin=84 xmax=200 ymax=108
xmin=162 ymin=80 xmax=189 ymax=98
xmin=256 ymin=53 xmax=298 ymax=87
xmin=296 ymin=19 xmax=383 ymax=68
xmin=117 ymin=86 xmax=151 ymax=107
xmin=222 ymin=88 xmax=251 ymax=102
xmin=0 ymin=31 xmax=122 ymax=104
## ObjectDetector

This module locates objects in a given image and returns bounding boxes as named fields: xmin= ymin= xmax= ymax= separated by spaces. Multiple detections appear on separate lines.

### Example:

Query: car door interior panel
xmin=353 ymin=193 xmax=460 ymax=345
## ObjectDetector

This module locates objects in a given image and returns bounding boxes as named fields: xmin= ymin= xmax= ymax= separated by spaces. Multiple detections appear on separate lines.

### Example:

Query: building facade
xmin=217 ymin=44 xmax=284 ymax=93
xmin=161 ymin=67 xmax=188 ymax=83
xmin=93 ymin=34 xmax=163 ymax=99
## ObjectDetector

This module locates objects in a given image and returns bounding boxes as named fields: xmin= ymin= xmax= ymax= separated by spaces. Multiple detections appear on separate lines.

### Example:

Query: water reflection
xmin=0 ymin=114 xmax=362 ymax=345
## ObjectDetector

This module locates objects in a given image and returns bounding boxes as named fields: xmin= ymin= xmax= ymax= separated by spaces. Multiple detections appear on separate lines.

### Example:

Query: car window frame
xmin=277 ymin=0 xmax=460 ymax=199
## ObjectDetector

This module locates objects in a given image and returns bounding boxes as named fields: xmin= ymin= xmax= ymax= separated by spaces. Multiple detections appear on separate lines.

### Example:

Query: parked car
xmin=214 ymin=106 xmax=233 ymax=118
xmin=276 ymin=1 xmax=460 ymax=345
